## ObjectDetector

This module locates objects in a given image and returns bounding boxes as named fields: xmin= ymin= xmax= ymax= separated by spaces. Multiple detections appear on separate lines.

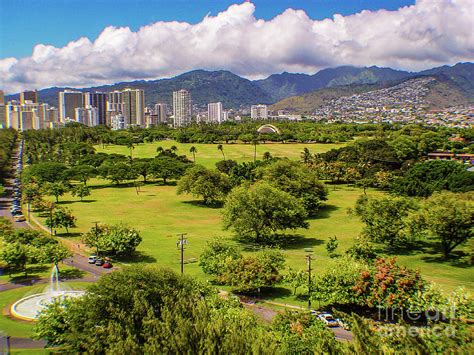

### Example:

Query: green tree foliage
xmin=353 ymin=195 xmax=416 ymax=248
xmin=284 ymin=268 xmax=307 ymax=295
xmin=27 ymin=162 xmax=68 ymax=183
xmin=219 ymin=248 xmax=285 ymax=292
xmin=177 ymin=165 xmax=232 ymax=205
xmin=1 ymin=243 xmax=31 ymax=275
xmin=82 ymin=223 xmax=142 ymax=257
xmin=271 ymin=310 xmax=345 ymax=354
xmin=71 ymin=184 xmax=91 ymax=201
xmin=418 ymin=192 xmax=473 ymax=258
xmin=346 ymin=237 xmax=378 ymax=261
xmin=0 ymin=217 xmax=14 ymax=238
xmin=66 ymin=165 xmax=97 ymax=185
xmin=150 ymin=156 xmax=189 ymax=184
xmin=325 ymin=236 xmax=338 ymax=257
xmin=45 ymin=207 xmax=76 ymax=235
xmin=257 ymin=159 xmax=327 ymax=215
xmin=223 ymin=182 xmax=309 ymax=243
xmin=311 ymin=256 xmax=368 ymax=305
xmin=43 ymin=181 xmax=69 ymax=203
xmin=99 ymin=162 xmax=137 ymax=185
xmin=391 ymin=160 xmax=472 ymax=196
xmin=39 ymin=243 xmax=72 ymax=269
xmin=132 ymin=158 xmax=152 ymax=182
xmin=35 ymin=266 xmax=276 ymax=353
xmin=215 ymin=159 xmax=238 ymax=175
xmin=199 ymin=238 xmax=240 ymax=277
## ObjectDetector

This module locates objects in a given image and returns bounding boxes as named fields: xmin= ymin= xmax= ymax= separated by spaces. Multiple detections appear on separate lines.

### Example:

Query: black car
xmin=95 ymin=258 xmax=104 ymax=266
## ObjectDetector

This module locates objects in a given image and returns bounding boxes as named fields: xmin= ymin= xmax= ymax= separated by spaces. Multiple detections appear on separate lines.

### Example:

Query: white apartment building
xmin=58 ymin=90 xmax=83 ymax=121
xmin=173 ymin=89 xmax=192 ymax=127
xmin=251 ymin=104 xmax=268 ymax=120
xmin=154 ymin=103 xmax=168 ymax=123
xmin=207 ymin=102 xmax=223 ymax=123
xmin=75 ymin=106 xmax=99 ymax=126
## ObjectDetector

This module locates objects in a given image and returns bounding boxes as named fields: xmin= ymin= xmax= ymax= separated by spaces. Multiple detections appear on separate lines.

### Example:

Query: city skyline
xmin=1 ymin=0 xmax=473 ymax=94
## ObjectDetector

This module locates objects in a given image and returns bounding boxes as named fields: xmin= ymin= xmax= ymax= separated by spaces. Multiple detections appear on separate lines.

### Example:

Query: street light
xmin=177 ymin=233 xmax=188 ymax=274
xmin=304 ymin=248 xmax=313 ymax=310
xmin=92 ymin=221 xmax=100 ymax=255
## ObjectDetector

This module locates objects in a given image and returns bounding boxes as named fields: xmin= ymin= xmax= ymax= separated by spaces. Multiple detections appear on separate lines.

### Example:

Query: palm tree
xmin=156 ymin=146 xmax=164 ymax=154
xmin=189 ymin=146 xmax=197 ymax=162
xmin=126 ymin=141 xmax=135 ymax=159
xmin=263 ymin=151 xmax=272 ymax=161
xmin=301 ymin=148 xmax=312 ymax=164
xmin=252 ymin=138 xmax=259 ymax=162
xmin=170 ymin=145 xmax=178 ymax=154
xmin=217 ymin=144 xmax=225 ymax=160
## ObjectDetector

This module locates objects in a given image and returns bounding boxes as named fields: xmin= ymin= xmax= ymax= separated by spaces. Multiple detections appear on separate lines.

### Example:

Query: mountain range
xmin=5 ymin=63 xmax=473 ymax=110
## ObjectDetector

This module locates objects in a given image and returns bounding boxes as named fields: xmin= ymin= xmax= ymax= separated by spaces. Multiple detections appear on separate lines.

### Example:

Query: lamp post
xmin=304 ymin=248 xmax=313 ymax=310
xmin=177 ymin=233 xmax=188 ymax=274
xmin=92 ymin=221 xmax=100 ymax=255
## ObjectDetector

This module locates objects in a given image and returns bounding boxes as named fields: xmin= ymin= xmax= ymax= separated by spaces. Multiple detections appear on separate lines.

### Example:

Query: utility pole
xmin=93 ymin=221 xmax=99 ymax=255
xmin=176 ymin=233 xmax=188 ymax=274
xmin=49 ymin=207 xmax=53 ymax=236
xmin=305 ymin=248 xmax=313 ymax=310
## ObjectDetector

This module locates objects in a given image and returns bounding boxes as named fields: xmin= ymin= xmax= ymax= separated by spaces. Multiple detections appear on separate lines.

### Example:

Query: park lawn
xmin=0 ymin=282 xmax=90 ymax=338
xmin=94 ymin=140 xmax=345 ymax=169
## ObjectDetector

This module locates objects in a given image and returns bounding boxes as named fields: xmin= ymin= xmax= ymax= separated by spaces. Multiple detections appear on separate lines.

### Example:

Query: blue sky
xmin=0 ymin=0 xmax=415 ymax=58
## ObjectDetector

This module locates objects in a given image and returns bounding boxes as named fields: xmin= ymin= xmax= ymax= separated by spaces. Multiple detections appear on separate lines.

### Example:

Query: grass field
xmin=30 ymin=141 xmax=473 ymax=300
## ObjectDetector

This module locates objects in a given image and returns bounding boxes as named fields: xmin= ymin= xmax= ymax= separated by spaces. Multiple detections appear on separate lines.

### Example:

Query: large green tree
xmin=82 ymin=223 xmax=142 ymax=257
xmin=223 ymin=182 xmax=308 ymax=243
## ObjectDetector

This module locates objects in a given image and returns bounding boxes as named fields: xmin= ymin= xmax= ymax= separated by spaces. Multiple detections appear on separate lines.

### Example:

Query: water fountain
xmin=10 ymin=265 xmax=84 ymax=321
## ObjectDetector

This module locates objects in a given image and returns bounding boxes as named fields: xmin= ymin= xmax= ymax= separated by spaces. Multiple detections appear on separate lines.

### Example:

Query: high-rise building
xmin=107 ymin=91 xmax=124 ymax=113
xmin=0 ymin=90 xmax=5 ymax=128
xmin=154 ymin=103 xmax=168 ymax=124
xmin=83 ymin=92 xmax=107 ymax=125
xmin=20 ymin=90 xmax=38 ymax=104
xmin=208 ymin=102 xmax=224 ymax=124
xmin=111 ymin=113 xmax=125 ymax=130
xmin=173 ymin=89 xmax=192 ymax=127
xmin=0 ymin=90 xmax=5 ymax=105
xmin=251 ymin=104 xmax=268 ymax=120
xmin=59 ymin=90 xmax=83 ymax=121
xmin=122 ymin=89 xmax=145 ymax=127
xmin=75 ymin=106 xmax=99 ymax=126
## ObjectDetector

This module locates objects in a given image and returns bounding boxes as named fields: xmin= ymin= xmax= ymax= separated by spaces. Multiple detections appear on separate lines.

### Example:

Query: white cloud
xmin=1 ymin=0 xmax=473 ymax=93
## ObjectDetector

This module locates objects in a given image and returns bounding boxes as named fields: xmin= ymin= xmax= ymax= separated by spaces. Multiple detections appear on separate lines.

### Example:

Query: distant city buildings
xmin=251 ymin=104 xmax=268 ymax=120
xmin=208 ymin=102 xmax=223 ymax=123
xmin=0 ymin=90 xmax=5 ymax=128
xmin=173 ymin=89 xmax=192 ymax=127
xmin=59 ymin=90 xmax=83 ymax=121
xmin=154 ymin=103 xmax=168 ymax=124
xmin=20 ymin=90 xmax=38 ymax=104
xmin=83 ymin=92 xmax=107 ymax=125
xmin=75 ymin=106 xmax=98 ymax=126
xmin=122 ymin=88 xmax=145 ymax=127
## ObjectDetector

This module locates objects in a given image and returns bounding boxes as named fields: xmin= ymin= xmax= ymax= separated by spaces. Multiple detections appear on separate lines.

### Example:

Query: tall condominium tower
xmin=0 ymin=90 xmax=5 ymax=105
xmin=20 ymin=90 xmax=38 ymax=104
xmin=59 ymin=90 xmax=83 ymax=121
xmin=208 ymin=102 xmax=223 ymax=123
xmin=83 ymin=92 xmax=107 ymax=125
xmin=0 ymin=90 xmax=5 ymax=128
xmin=108 ymin=91 xmax=124 ymax=113
xmin=251 ymin=104 xmax=268 ymax=120
xmin=154 ymin=103 xmax=167 ymax=124
xmin=122 ymin=89 xmax=145 ymax=127
xmin=173 ymin=89 xmax=192 ymax=127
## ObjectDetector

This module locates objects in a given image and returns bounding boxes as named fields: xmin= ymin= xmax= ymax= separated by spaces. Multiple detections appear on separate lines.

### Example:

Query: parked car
xmin=102 ymin=261 xmax=113 ymax=269
xmin=317 ymin=313 xmax=339 ymax=327
xmin=88 ymin=255 xmax=97 ymax=264
xmin=95 ymin=258 xmax=104 ymax=266
xmin=337 ymin=318 xmax=350 ymax=330
xmin=14 ymin=215 xmax=26 ymax=222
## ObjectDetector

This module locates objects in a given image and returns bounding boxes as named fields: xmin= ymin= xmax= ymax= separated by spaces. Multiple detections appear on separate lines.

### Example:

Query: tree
xmin=100 ymin=162 xmax=137 ymax=185
xmin=27 ymin=162 xmax=68 ymax=183
xmin=284 ymin=268 xmax=307 ymax=295
xmin=35 ymin=266 xmax=276 ymax=353
xmin=39 ymin=243 xmax=72 ymax=271
xmin=67 ymin=165 xmax=97 ymax=185
xmin=301 ymin=147 xmax=312 ymax=164
xmin=223 ymin=182 xmax=308 ymax=243
xmin=44 ymin=182 xmax=68 ymax=203
xmin=215 ymin=159 xmax=238 ymax=175
xmin=1 ymin=243 xmax=31 ymax=276
xmin=252 ymin=138 xmax=259 ymax=162
xmin=189 ymin=146 xmax=197 ymax=162
xmin=217 ymin=144 xmax=225 ymax=160
xmin=71 ymin=184 xmax=91 ymax=201
xmin=177 ymin=165 xmax=231 ymax=205
xmin=150 ymin=156 xmax=188 ymax=184
xmin=219 ymin=248 xmax=285 ymax=291
xmin=354 ymin=257 xmax=425 ymax=309
xmin=353 ymin=195 xmax=415 ymax=248
xmin=82 ymin=223 xmax=142 ymax=257
xmin=419 ymin=192 xmax=473 ymax=258
xmin=257 ymin=159 xmax=328 ymax=215
xmin=132 ymin=159 xmax=152 ymax=183
xmin=326 ymin=236 xmax=338 ymax=257
xmin=199 ymin=238 xmax=240 ymax=277
xmin=46 ymin=207 xmax=76 ymax=235
xmin=126 ymin=139 xmax=135 ymax=158
xmin=262 ymin=151 xmax=272 ymax=161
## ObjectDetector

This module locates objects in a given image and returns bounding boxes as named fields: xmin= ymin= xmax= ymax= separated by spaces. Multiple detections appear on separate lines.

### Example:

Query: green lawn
xmin=0 ymin=282 xmax=90 ymax=338
xmin=95 ymin=141 xmax=344 ymax=168
xmin=29 ymin=141 xmax=473 ymax=304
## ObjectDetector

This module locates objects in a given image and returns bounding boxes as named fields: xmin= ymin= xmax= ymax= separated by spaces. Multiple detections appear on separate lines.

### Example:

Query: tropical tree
xmin=45 ymin=207 xmax=76 ymax=235
xmin=44 ymin=182 xmax=68 ymax=203
xmin=223 ymin=182 xmax=309 ymax=243
xmin=39 ymin=243 xmax=72 ymax=271
xmin=284 ymin=268 xmax=307 ymax=295
xmin=217 ymin=144 xmax=225 ymax=160
xmin=82 ymin=223 xmax=142 ymax=257
xmin=189 ymin=146 xmax=197 ymax=162
xmin=326 ymin=236 xmax=338 ymax=257
xmin=150 ymin=156 xmax=188 ymax=184
xmin=301 ymin=147 xmax=312 ymax=164
xmin=199 ymin=238 xmax=240 ymax=277
xmin=71 ymin=184 xmax=91 ymax=201
xmin=252 ymin=138 xmax=259 ymax=162
xmin=1 ymin=243 xmax=31 ymax=276
xmin=262 ymin=151 xmax=272 ymax=161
